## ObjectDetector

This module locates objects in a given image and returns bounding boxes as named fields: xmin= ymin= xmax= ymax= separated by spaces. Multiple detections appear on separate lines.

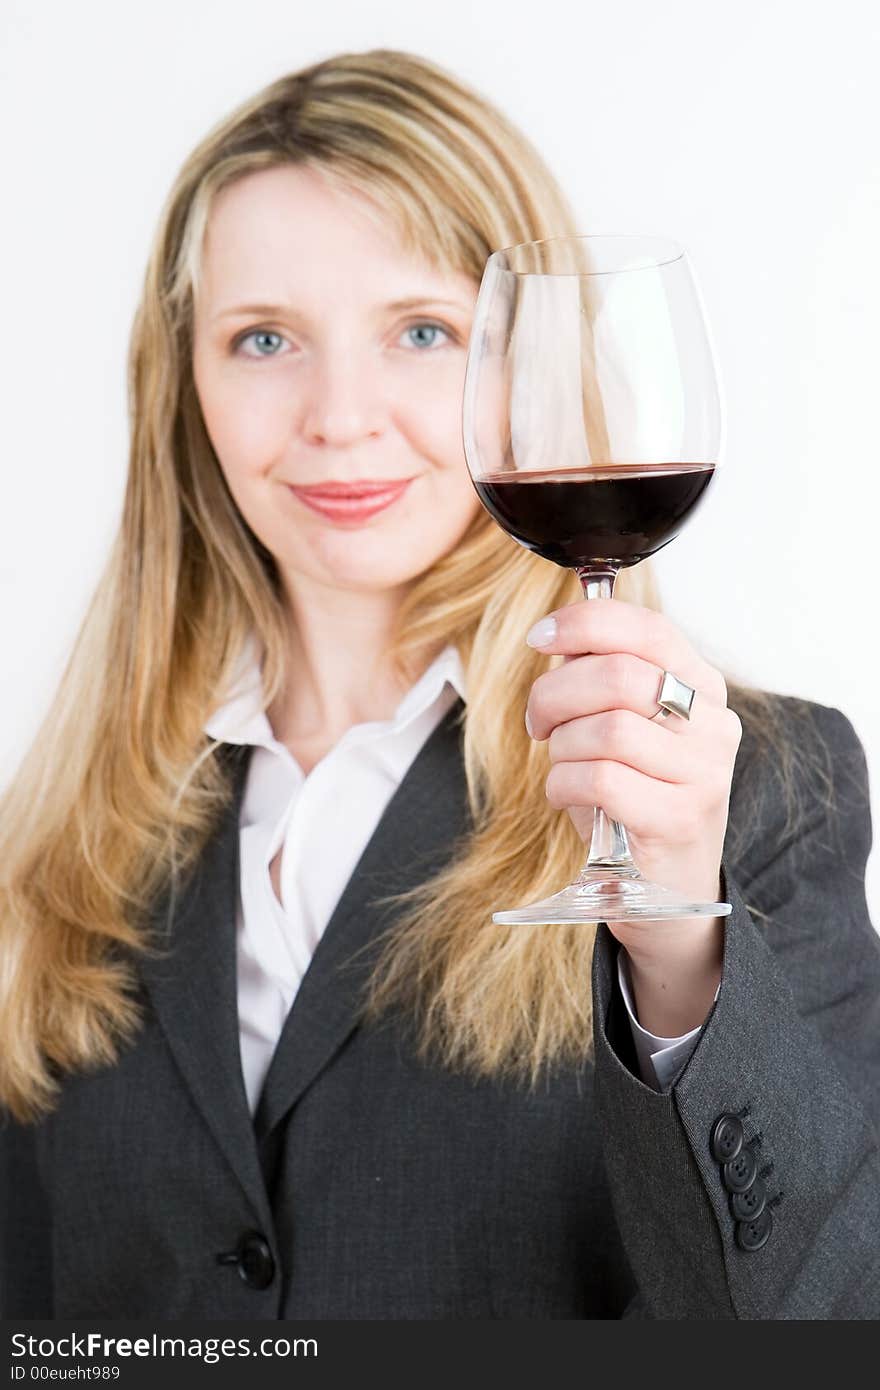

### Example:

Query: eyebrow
xmin=211 ymin=296 xmax=471 ymax=323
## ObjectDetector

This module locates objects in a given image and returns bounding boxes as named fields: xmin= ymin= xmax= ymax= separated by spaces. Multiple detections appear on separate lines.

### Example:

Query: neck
xmin=268 ymin=573 xmax=416 ymax=745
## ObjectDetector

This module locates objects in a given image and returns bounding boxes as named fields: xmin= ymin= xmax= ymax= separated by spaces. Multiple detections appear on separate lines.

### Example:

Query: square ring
xmin=657 ymin=670 xmax=696 ymax=721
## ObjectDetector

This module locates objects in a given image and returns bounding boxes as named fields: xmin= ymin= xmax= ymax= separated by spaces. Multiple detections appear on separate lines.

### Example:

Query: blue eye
xmin=232 ymin=321 xmax=455 ymax=359
xmin=403 ymin=322 xmax=451 ymax=349
xmin=235 ymin=330 xmax=287 ymax=357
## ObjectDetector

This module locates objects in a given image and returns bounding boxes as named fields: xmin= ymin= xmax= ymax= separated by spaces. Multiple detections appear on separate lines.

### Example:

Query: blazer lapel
xmin=137 ymin=742 xmax=274 ymax=1230
xmin=253 ymin=697 xmax=470 ymax=1144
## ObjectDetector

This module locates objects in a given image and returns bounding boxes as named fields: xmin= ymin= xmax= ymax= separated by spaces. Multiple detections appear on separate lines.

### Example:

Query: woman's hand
xmin=524 ymin=598 xmax=743 ymax=1037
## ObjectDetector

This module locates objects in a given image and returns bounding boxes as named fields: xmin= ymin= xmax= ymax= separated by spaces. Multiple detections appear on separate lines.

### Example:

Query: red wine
xmin=473 ymin=463 xmax=715 ymax=568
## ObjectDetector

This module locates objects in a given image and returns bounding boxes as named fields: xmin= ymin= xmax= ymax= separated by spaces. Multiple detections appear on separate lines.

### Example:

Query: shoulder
xmin=730 ymin=688 xmax=866 ymax=774
xmin=728 ymin=688 xmax=867 ymax=799
xmin=725 ymin=687 xmax=870 ymax=882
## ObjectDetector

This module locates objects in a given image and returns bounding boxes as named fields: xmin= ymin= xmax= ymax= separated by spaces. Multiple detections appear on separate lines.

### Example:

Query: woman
xmin=1 ymin=48 xmax=878 ymax=1320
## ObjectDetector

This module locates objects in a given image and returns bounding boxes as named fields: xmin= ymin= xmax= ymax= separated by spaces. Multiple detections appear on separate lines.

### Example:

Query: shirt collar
xmin=204 ymin=633 xmax=467 ymax=751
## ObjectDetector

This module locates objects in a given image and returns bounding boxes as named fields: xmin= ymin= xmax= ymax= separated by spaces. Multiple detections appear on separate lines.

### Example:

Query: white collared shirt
xmin=204 ymin=635 xmax=702 ymax=1112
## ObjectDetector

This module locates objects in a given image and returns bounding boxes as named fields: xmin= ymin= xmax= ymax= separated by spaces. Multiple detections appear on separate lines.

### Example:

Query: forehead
xmin=197 ymin=164 xmax=474 ymax=308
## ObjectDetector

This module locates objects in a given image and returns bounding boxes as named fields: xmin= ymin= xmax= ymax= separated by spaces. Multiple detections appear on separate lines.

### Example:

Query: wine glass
xmin=462 ymin=234 xmax=732 ymax=925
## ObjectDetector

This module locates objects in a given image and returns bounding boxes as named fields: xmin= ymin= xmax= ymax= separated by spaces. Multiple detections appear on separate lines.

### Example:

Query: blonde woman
xmin=1 ymin=49 xmax=878 ymax=1321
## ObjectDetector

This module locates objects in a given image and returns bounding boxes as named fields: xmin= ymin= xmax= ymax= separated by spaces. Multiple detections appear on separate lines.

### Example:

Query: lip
xmin=287 ymin=478 xmax=413 ymax=523
xmin=290 ymin=478 xmax=414 ymax=497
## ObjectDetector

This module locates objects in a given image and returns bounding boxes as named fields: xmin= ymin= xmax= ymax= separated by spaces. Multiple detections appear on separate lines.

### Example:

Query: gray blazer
xmin=2 ymin=694 xmax=879 ymax=1319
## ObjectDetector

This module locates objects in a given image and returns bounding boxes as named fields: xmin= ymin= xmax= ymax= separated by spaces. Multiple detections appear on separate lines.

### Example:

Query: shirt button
xmin=710 ymin=1114 xmax=744 ymax=1163
xmin=735 ymin=1206 xmax=773 ymax=1252
xmin=217 ymin=1231 xmax=276 ymax=1290
xmin=730 ymin=1176 xmax=767 ymax=1222
xmin=721 ymin=1144 xmax=758 ymax=1193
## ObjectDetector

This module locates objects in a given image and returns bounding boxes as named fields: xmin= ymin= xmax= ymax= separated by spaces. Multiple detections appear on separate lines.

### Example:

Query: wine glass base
xmin=491 ymin=867 xmax=732 ymax=925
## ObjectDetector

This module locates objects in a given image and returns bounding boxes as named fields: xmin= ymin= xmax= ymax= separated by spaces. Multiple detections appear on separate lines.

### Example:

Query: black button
xmin=721 ymin=1145 xmax=758 ymax=1193
xmin=730 ymin=1176 xmax=766 ymax=1222
xmin=735 ymin=1206 xmax=773 ymax=1251
xmin=217 ymin=1231 xmax=275 ymax=1290
xmin=710 ymin=1114 xmax=744 ymax=1163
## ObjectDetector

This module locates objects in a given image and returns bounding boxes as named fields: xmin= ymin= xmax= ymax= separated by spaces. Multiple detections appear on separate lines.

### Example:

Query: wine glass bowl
xmin=462 ymin=234 xmax=731 ymax=925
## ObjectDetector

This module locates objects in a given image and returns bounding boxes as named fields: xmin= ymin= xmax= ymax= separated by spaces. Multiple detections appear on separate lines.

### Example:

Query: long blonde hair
xmin=0 ymin=48 xmax=832 ymax=1122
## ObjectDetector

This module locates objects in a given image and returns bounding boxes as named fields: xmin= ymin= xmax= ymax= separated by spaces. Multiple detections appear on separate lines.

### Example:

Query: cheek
xmin=395 ymin=393 xmax=481 ymax=535
xmin=395 ymin=364 xmax=467 ymax=480
xmin=194 ymin=361 xmax=287 ymax=498
xmin=394 ymin=455 xmax=483 ymax=574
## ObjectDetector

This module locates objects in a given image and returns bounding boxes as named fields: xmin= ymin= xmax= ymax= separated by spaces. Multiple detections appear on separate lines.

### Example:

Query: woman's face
xmin=192 ymin=164 xmax=483 ymax=602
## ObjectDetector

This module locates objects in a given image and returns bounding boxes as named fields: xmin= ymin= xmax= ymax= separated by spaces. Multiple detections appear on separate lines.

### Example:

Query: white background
xmin=1 ymin=0 xmax=878 ymax=920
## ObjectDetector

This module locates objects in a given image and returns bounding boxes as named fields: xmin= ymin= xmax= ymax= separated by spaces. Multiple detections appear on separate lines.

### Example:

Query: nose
xmin=299 ymin=349 xmax=387 ymax=447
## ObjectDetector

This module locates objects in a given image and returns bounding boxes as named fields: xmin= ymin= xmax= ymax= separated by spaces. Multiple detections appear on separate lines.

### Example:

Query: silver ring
xmin=650 ymin=669 xmax=696 ymax=722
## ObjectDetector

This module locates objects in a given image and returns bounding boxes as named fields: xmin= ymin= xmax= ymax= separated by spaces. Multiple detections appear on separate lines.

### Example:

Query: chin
xmin=286 ymin=553 xmax=425 ymax=592
xmin=304 ymin=525 xmax=434 ymax=563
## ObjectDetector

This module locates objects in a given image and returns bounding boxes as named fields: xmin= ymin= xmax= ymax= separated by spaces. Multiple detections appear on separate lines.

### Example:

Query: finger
xmin=526 ymin=598 xmax=727 ymax=704
xmin=546 ymin=708 xmax=717 ymax=784
xmin=545 ymin=758 xmax=708 ymax=843
xmin=528 ymin=650 xmax=732 ymax=743
xmin=528 ymin=653 xmax=667 ymax=739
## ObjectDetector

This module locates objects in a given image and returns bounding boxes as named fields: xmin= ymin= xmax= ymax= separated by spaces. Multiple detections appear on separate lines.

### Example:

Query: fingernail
xmin=526 ymin=616 xmax=557 ymax=648
xmin=525 ymin=707 xmax=535 ymax=738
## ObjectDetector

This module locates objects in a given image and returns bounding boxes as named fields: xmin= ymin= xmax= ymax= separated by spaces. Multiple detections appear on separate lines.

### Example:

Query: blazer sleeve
xmin=591 ymin=702 xmax=880 ymax=1320
xmin=0 ymin=1110 xmax=53 ymax=1317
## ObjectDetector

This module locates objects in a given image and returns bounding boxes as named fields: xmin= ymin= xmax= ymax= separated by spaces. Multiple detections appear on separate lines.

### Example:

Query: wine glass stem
xmin=573 ymin=567 xmax=640 ymax=882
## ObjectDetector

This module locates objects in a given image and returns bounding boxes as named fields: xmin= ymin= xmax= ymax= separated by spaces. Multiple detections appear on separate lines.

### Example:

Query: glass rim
xmin=488 ymin=233 xmax=685 ymax=277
